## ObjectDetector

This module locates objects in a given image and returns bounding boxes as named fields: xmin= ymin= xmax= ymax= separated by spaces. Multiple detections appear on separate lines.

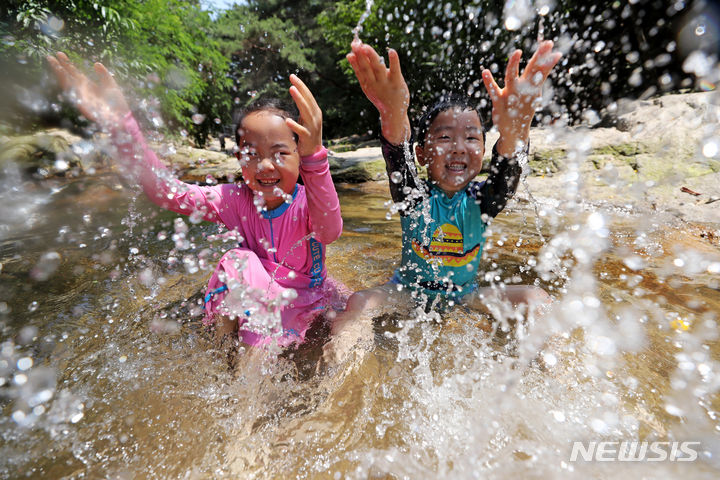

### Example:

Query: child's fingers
xmin=47 ymin=56 xmax=72 ymax=91
xmin=542 ymin=52 xmax=563 ymax=79
xmin=289 ymin=74 xmax=320 ymax=112
xmin=356 ymin=47 xmax=381 ymax=83
xmin=289 ymin=85 xmax=311 ymax=123
xmin=285 ymin=117 xmax=310 ymax=139
xmin=56 ymin=52 xmax=85 ymax=83
xmin=94 ymin=62 xmax=118 ymax=90
xmin=348 ymin=49 xmax=372 ymax=84
xmin=347 ymin=53 xmax=365 ymax=79
xmin=364 ymin=46 xmax=388 ymax=81
xmin=505 ymin=49 xmax=522 ymax=90
xmin=523 ymin=40 xmax=553 ymax=76
xmin=482 ymin=69 xmax=501 ymax=102
xmin=388 ymin=49 xmax=404 ymax=82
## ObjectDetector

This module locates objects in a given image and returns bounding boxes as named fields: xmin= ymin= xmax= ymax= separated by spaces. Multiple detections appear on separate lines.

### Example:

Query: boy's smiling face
xmin=237 ymin=111 xmax=300 ymax=210
xmin=415 ymin=108 xmax=485 ymax=197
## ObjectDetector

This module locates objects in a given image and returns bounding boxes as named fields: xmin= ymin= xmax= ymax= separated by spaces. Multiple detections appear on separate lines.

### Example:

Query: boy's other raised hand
xmin=482 ymin=40 xmax=562 ymax=157
xmin=347 ymin=40 xmax=410 ymax=144
xmin=47 ymin=52 xmax=130 ymax=130
xmin=287 ymin=74 xmax=323 ymax=157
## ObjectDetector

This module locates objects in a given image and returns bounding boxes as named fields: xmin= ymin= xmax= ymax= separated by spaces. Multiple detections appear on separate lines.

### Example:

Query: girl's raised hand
xmin=287 ymin=74 xmax=323 ymax=157
xmin=47 ymin=52 xmax=130 ymax=130
xmin=347 ymin=40 xmax=410 ymax=144
xmin=482 ymin=40 xmax=562 ymax=157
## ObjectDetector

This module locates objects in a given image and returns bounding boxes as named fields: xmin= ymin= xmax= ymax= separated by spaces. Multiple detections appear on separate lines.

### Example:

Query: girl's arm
xmin=114 ymin=113 xmax=226 ymax=222
xmin=48 ymin=52 xmax=226 ymax=223
xmin=299 ymin=147 xmax=342 ymax=244
xmin=285 ymin=75 xmax=342 ymax=244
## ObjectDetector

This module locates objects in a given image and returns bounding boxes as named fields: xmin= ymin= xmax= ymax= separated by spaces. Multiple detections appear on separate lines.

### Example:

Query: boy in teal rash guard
xmin=382 ymin=95 xmax=525 ymax=302
xmin=321 ymin=39 xmax=562 ymax=365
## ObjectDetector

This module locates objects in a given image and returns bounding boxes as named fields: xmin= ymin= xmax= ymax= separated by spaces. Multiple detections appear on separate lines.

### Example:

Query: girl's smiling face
xmin=237 ymin=111 xmax=300 ymax=210
xmin=415 ymin=108 xmax=485 ymax=197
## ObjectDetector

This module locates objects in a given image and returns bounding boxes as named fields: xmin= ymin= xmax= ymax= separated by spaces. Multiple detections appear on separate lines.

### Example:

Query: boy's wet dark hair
xmin=233 ymin=97 xmax=299 ymax=146
xmin=416 ymin=94 xmax=487 ymax=148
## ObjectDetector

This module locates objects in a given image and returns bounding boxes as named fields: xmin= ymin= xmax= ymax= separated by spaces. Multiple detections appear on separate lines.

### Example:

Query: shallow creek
xmin=0 ymin=173 xmax=719 ymax=479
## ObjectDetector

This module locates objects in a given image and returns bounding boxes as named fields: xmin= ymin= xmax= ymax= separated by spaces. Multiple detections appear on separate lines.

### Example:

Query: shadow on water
xmin=1 ymin=171 xmax=719 ymax=478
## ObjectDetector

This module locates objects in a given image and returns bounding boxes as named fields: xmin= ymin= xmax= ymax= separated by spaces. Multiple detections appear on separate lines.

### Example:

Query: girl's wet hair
xmin=233 ymin=98 xmax=299 ymax=145
xmin=415 ymin=94 xmax=486 ymax=147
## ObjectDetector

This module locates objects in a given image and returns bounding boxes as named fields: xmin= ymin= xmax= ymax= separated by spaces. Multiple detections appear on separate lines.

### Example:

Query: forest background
xmin=1 ymin=0 xmax=716 ymax=147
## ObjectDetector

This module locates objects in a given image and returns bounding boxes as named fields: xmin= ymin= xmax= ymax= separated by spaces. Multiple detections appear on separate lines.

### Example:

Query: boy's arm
xmin=347 ymin=41 xmax=411 ymax=144
xmin=380 ymin=135 xmax=419 ymax=208
xmin=469 ymin=145 xmax=524 ymax=218
xmin=482 ymin=40 xmax=562 ymax=157
xmin=348 ymin=41 xmax=423 ymax=211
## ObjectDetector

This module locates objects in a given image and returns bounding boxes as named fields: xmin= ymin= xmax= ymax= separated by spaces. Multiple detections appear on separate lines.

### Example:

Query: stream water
xmin=2 ymin=0 xmax=720 ymax=477
xmin=0 ymin=164 xmax=719 ymax=478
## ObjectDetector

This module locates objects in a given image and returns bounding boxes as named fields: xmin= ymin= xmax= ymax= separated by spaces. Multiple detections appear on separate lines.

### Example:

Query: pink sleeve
xmin=299 ymin=146 xmax=342 ymax=244
xmin=112 ymin=112 xmax=226 ymax=223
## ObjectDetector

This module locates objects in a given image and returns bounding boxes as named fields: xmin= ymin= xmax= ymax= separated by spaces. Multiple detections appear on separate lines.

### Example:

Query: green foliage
xmin=1 ymin=0 xmax=231 ymax=146
xmin=212 ymin=0 xmax=365 ymax=139
xmin=319 ymin=0 xmax=698 ymax=128
xmin=0 ymin=0 xmax=705 ymax=145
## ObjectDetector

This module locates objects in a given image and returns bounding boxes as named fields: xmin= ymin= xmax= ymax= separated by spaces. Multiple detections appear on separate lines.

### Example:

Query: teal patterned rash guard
xmin=381 ymin=135 xmax=523 ymax=300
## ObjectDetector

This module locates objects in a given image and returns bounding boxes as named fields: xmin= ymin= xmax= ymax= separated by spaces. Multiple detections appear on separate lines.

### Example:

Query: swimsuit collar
xmin=261 ymin=184 xmax=299 ymax=219
xmin=428 ymin=182 xmax=464 ymax=205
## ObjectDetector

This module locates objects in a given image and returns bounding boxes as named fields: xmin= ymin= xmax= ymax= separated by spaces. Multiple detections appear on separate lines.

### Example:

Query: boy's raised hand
xmin=287 ymin=74 xmax=323 ymax=157
xmin=47 ymin=52 xmax=130 ymax=130
xmin=347 ymin=40 xmax=411 ymax=144
xmin=482 ymin=40 xmax=562 ymax=157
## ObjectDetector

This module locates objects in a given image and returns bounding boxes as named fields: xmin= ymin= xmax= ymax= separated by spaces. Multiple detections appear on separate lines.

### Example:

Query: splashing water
xmin=353 ymin=0 xmax=375 ymax=41
xmin=1 ymin=0 xmax=720 ymax=478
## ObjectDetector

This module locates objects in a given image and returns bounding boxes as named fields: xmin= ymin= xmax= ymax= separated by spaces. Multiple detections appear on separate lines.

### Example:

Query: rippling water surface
xmin=1 ymin=173 xmax=719 ymax=479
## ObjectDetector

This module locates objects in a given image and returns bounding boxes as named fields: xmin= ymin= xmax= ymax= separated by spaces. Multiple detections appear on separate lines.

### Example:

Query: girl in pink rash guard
xmin=47 ymin=52 xmax=347 ymax=351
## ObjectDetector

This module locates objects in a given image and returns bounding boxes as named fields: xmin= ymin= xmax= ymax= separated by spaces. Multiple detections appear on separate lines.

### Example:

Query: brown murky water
xmin=1 ymin=175 xmax=719 ymax=479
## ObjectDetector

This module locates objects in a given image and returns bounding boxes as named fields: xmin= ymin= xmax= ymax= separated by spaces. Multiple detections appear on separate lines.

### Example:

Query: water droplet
xmin=665 ymin=404 xmax=684 ymax=416
xmin=542 ymin=352 xmax=558 ymax=367
xmin=30 ymin=252 xmax=61 ymax=281
xmin=17 ymin=357 xmax=33 ymax=371
xmin=505 ymin=16 xmax=521 ymax=31
xmin=702 ymin=138 xmax=718 ymax=158
xmin=390 ymin=171 xmax=403 ymax=184
xmin=28 ymin=301 xmax=39 ymax=312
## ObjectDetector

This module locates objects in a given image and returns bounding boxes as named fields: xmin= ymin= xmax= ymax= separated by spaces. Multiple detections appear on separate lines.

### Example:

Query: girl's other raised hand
xmin=482 ymin=40 xmax=562 ymax=157
xmin=347 ymin=40 xmax=410 ymax=144
xmin=47 ymin=52 xmax=130 ymax=130
xmin=287 ymin=74 xmax=323 ymax=157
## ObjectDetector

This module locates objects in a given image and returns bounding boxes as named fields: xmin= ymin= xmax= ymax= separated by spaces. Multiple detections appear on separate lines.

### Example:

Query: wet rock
xmin=0 ymin=129 xmax=111 ymax=179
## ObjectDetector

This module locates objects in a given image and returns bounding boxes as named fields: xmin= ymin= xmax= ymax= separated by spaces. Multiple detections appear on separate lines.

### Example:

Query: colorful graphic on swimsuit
xmin=411 ymin=223 xmax=480 ymax=267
